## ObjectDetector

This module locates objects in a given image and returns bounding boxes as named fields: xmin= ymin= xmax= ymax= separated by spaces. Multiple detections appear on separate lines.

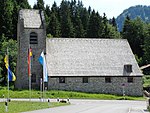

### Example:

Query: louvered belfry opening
xmin=30 ymin=32 xmax=38 ymax=44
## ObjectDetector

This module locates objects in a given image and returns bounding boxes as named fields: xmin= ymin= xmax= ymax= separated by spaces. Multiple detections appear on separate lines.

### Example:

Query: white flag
xmin=38 ymin=51 xmax=48 ymax=82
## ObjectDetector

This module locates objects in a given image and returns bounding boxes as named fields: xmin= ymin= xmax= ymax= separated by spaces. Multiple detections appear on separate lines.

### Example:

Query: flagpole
xmin=39 ymin=50 xmax=48 ymax=102
xmin=40 ymin=78 xmax=42 ymax=102
xmin=7 ymin=48 xmax=9 ymax=101
xmin=43 ymin=64 xmax=45 ymax=102
xmin=29 ymin=73 xmax=31 ymax=101
xmin=28 ymin=46 xmax=32 ymax=101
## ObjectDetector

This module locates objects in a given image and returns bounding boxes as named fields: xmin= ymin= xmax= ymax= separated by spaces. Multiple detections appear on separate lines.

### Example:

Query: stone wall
xmin=48 ymin=76 xmax=143 ymax=96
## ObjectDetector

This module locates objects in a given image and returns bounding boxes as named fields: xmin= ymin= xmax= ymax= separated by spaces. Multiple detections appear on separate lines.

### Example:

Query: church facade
xmin=16 ymin=9 xmax=143 ymax=96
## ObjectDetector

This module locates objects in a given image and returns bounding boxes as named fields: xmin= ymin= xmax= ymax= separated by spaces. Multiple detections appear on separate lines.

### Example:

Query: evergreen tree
xmin=110 ymin=17 xmax=117 ymax=31
xmin=33 ymin=3 xmax=38 ymax=9
xmin=34 ymin=0 xmax=45 ymax=10
xmin=0 ymin=0 xmax=13 ymax=38
xmin=88 ymin=6 xmax=92 ymax=15
xmin=72 ymin=0 xmax=85 ymax=37
xmin=87 ymin=10 xmax=102 ymax=38
xmin=80 ymin=8 xmax=89 ymax=37
xmin=12 ymin=1 xmax=19 ymax=39
xmin=107 ymin=24 xmax=121 ymax=39
xmin=143 ymin=24 xmax=150 ymax=64
xmin=0 ymin=0 xmax=5 ymax=36
xmin=74 ymin=12 xmax=85 ymax=37
xmin=15 ymin=0 xmax=30 ymax=9
xmin=59 ymin=0 xmax=75 ymax=37
xmin=50 ymin=1 xmax=59 ymax=20
xmin=122 ymin=16 xmax=130 ymax=34
xmin=44 ymin=5 xmax=51 ymax=25
xmin=70 ymin=0 xmax=77 ymax=27
xmin=47 ymin=12 xmax=61 ymax=37
xmin=122 ymin=17 xmax=145 ymax=57
xmin=101 ymin=13 xmax=109 ymax=38
xmin=45 ymin=5 xmax=51 ymax=18
xmin=0 ymin=0 xmax=30 ymax=39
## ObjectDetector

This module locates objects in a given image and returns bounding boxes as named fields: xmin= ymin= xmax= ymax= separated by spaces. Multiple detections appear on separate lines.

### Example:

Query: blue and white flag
xmin=4 ymin=55 xmax=16 ymax=81
xmin=38 ymin=51 xmax=48 ymax=82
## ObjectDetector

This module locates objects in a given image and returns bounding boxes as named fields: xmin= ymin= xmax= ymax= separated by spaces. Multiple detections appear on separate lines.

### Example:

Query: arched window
xmin=30 ymin=32 xmax=38 ymax=44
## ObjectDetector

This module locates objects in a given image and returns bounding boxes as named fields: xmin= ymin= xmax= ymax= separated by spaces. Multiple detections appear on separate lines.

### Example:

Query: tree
xmin=0 ymin=0 xmax=30 ymax=40
xmin=59 ymin=0 xmax=75 ymax=37
xmin=80 ymin=8 xmax=89 ymax=37
xmin=47 ymin=12 xmax=61 ymax=37
xmin=45 ymin=5 xmax=51 ymax=18
xmin=0 ymin=0 xmax=14 ymax=38
xmin=15 ymin=0 xmax=30 ymax=9
xmin=33 ymin=0 xmax=45 ymax=10
xmin=87 ymin=10 xmax=102 ymax=38
xmin=0 ymin=35 xmax=17 ymax=85
xmin=107 ymin=24 xmax=121 ymax=39
xmin=122 ymin=17 xmax=145 ymax=58
xmin=72 ymin=1 xmax=85 ymax=37
xmin=47 ymin=2 xmax=61 ymax=37
xmin=88 ymin=6 xmax=92 ymax=15
xmin=122 ymin=16 xmax=130 ymax=34
xmin=110 ymin=17 xmax=117 ymax=31
xmin=143 ymin=23 xmax=150 ymax=64
xmin=101 ymin=13 xmax=109 ymax=38
xmin=50 ymin=1 xmax=60 ymax=21
xmin=74 ymin=12 xmax=85 ymax=37
xmin=12 ymin=1 xmax=20 ymax=40
xmin=0 ymin=35 xmax=7 ymax=82
xmin=0 ymin=0 xmax=5 ymax=36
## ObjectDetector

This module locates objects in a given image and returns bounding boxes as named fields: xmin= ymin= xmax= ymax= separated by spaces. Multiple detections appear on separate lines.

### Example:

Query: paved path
xmin=19 ymin=99 xmax=148 ymax=113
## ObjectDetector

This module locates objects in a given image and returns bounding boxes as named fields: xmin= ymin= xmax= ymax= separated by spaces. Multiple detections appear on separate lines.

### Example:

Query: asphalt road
xmin=18 ymin=99 xmax=148 ymax=113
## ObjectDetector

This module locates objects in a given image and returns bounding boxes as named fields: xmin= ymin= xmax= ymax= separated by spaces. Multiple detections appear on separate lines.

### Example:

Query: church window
xmin=128 ymin=77 xmax=133 ymax=83
xmin=59 ymin=77 xmax=65 ymax=83
xmin=124 ymin=64 xmax=132 ymax=73
xmin=83 ymin=77 xmax=88 ymax=83
xmin=105 ymin=77 xmax=111 ymax=83
xmin=30 ymin=32 xmax=38 ymax=44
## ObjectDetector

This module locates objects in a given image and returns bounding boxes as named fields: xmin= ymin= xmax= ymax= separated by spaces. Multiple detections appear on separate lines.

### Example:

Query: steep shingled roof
xmin=46 ymin=38 xmax=143 ymax=77
xmin=19 ymin=9 xmax=42 ymax=28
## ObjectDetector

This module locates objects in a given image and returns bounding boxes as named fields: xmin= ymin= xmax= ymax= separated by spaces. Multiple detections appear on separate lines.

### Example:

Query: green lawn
xmin=0 ymin=101 xmax=68 ymax=113
xmin=0 ymin=87 xmax=144 ymax=100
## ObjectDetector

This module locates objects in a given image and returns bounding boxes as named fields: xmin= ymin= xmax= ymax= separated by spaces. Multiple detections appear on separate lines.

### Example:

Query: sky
xmin=29 ymin=0 xmax=150 ymax=18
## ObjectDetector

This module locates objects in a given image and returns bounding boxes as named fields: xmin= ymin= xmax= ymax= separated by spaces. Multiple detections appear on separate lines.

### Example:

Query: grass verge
xmin=0 ymin=101 xmax=68 ymax=113
xmin=0 ymin=87 xmax=144 ymax=100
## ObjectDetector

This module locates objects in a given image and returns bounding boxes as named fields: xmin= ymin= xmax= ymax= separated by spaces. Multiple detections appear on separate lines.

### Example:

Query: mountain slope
xmin=116 ymin=5 xmax=150 ymax=31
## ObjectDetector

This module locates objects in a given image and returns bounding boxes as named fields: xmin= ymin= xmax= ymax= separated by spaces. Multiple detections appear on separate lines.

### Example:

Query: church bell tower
xmin=15 ymin=9 xmax=46 ymax=89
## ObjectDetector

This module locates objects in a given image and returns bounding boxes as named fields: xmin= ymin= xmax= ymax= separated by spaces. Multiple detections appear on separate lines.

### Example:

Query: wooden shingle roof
xmin=46 ymin=38 xmax=143 ymax=77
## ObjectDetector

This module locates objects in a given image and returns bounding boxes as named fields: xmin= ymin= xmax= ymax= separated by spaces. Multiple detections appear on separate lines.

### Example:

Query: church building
xmin=15 ymin=9 xmax=143 ymax=96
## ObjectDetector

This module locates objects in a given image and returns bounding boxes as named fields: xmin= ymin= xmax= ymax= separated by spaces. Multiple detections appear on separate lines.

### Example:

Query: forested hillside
xmin=116 ymin=5 xmax=150 ymax=31
xmin=0 ymin=0 xmax=150 ymax=85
